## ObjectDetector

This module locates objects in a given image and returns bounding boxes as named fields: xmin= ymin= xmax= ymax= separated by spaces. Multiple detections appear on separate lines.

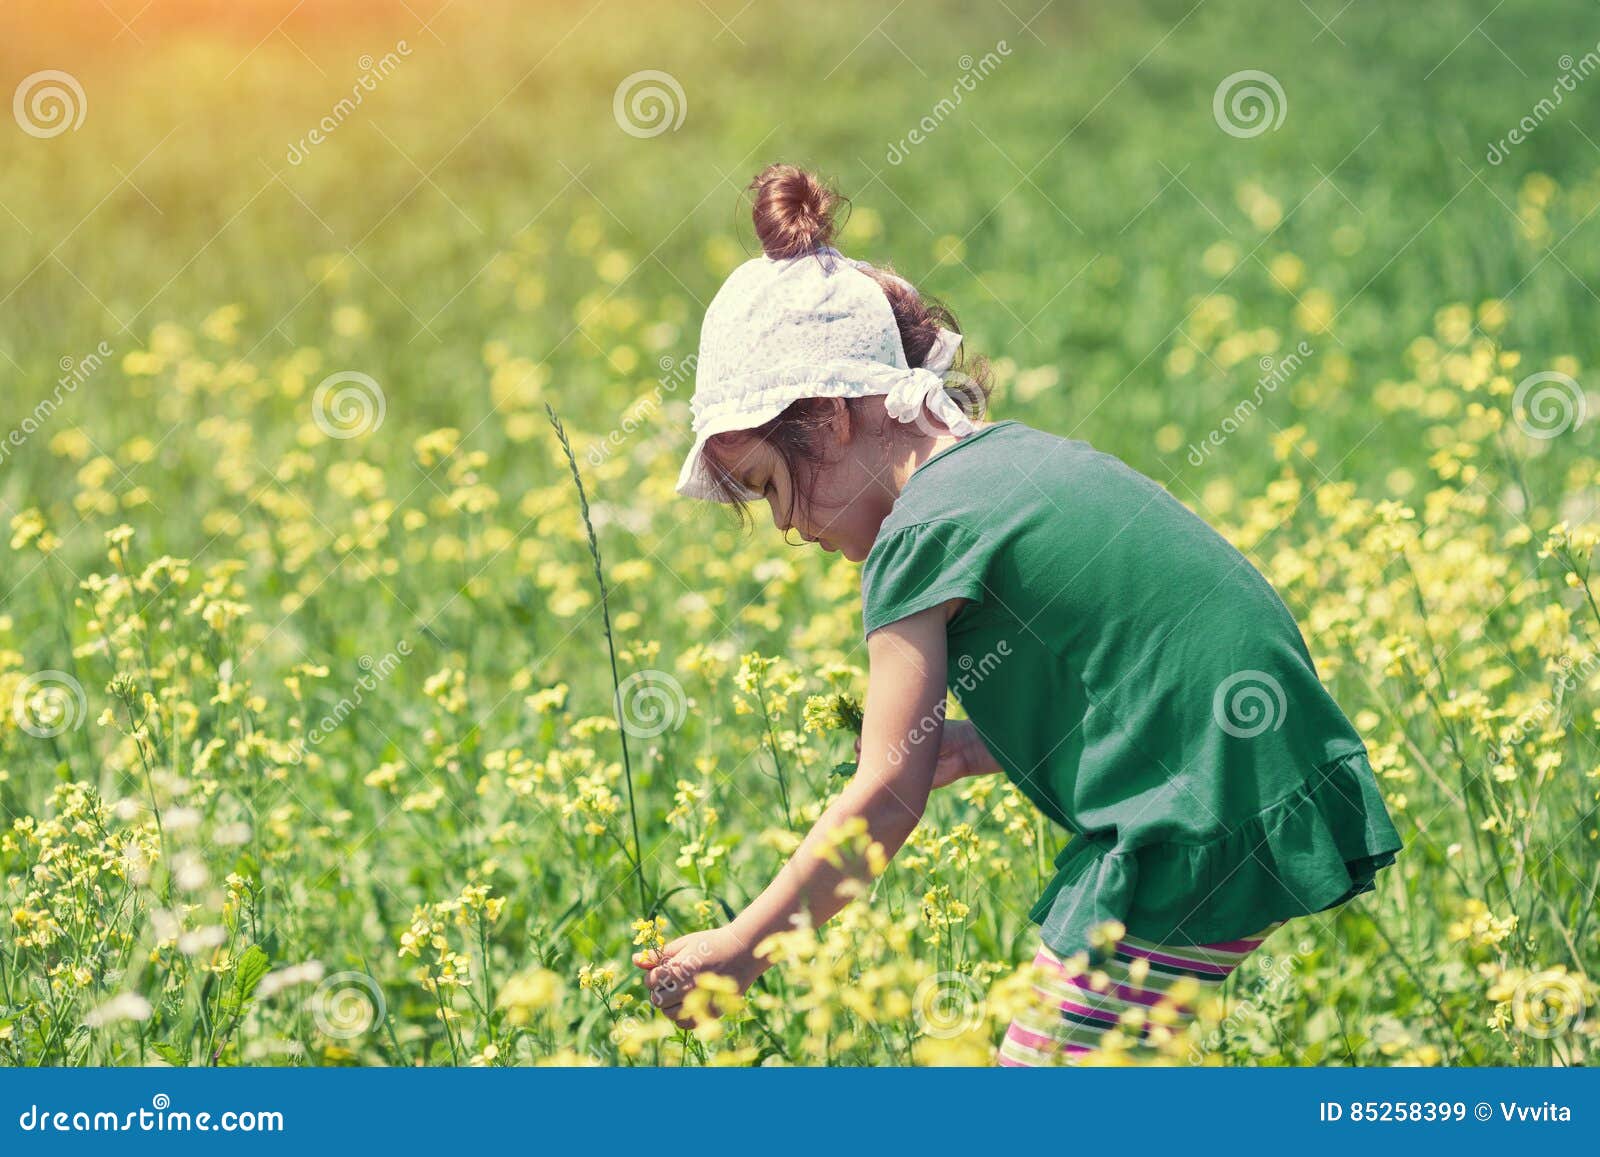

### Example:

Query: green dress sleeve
xmin=860 ymin=519 xmax=991 ymax=637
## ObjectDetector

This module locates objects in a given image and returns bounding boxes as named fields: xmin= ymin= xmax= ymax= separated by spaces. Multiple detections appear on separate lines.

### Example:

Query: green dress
xmin=859 ymin=419 xmax=1403 ymax=959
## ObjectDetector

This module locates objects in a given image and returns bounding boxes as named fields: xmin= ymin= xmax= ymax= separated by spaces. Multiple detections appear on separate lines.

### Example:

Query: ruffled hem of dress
xmin=1027 ymin=745 xmax=1404 ymax=961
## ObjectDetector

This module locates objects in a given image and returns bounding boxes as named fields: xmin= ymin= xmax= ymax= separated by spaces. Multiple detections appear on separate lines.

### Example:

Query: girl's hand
xmin=632 ymin=926 xmax=762 ymax=1029
xmin=853 ymin=717 xmax=998 ymax=789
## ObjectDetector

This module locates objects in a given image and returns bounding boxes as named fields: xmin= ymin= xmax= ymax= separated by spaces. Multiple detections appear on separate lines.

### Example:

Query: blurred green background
xmin=2 ymin=0 xmax=1595 ymax=504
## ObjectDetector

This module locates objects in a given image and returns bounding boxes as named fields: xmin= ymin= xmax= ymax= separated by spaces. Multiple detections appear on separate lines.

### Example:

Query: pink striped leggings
xmin=997 ymin=920 xmax=1287 ymax=1066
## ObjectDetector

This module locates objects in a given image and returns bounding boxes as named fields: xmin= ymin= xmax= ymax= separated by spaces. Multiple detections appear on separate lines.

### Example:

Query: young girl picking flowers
xmin=633 ymin=163 xmax=1404 ymax=1065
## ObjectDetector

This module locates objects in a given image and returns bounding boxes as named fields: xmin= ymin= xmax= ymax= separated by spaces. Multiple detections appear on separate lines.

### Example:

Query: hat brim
xmin=674 ymin=407 xmax=787 ymax=503
xmin=674 ymin=360 xmax=941 ymax=502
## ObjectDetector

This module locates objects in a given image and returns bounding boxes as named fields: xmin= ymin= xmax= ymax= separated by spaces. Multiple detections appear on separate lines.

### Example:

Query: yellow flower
xmin=631 ymin=915 xmax=666 ymax=951
xmin=496 ymin=968 xmax=565 ymax=1025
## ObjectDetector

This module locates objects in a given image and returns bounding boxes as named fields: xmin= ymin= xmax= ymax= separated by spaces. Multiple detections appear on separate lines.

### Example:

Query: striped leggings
xmin=997 ymin=920 xmax=1287 ymax=1066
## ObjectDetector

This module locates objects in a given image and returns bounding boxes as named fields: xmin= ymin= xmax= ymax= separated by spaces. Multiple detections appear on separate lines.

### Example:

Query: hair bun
xmin=749 ymin=163 xmax=840 ymax=260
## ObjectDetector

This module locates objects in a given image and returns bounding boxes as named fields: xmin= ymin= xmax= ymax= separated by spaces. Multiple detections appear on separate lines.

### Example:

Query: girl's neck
xmin=891 ymin=422 xmax=985 ymax=496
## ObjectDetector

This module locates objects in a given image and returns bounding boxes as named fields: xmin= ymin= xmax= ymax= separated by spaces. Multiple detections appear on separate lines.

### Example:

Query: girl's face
xmin=711 ymin=419 xmax=895 ymax=563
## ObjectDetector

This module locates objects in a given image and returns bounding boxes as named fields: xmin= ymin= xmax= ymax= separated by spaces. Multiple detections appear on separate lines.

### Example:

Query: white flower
xmin=164 ymin=806 xmax=203 ymax=834
xmin=84 ymin=993 xmax=153 ymax=1027
xmin=172 ymin=852 xmax=208 ymax=892
xmin=150 ymin=909 xmax=181 ymax=943
xmin=177 ymin=926 xmax=226 ymax=955
xmin=256 ymin=961 xmax=327 ymax=999
xmin=214 ymin=821 xmax=252 ymax=846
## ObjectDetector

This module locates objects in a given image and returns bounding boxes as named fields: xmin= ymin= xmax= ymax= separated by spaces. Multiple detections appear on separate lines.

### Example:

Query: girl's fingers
xmin=634 ymin=945 xmax=673 ymax=969
xmin=648 ymin=966 xmax=693 ymax=1005
xmin=666 ymin=999 xmax=726 ymax=1029
xmin=651 ymin=981 xmax=725 ymax=1026
xmin=651 ymin=961 xmax=684 ymax=985
xmin=654 ymin=996 xmax=697 ymax=1027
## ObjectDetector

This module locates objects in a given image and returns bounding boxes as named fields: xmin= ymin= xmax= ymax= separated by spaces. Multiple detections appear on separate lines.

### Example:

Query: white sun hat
xmin=674 ymin=244 xmax=973 ymax=502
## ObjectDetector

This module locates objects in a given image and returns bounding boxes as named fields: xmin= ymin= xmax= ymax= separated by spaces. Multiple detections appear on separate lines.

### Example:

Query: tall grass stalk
xmin=544 ymin=404 xmax=651 ymax=918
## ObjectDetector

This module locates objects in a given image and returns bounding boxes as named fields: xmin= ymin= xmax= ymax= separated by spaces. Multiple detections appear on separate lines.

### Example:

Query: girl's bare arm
xmin=730 ymin=601 xmax=952 ymax=948
xmin=636 ymin=600 xmax=955 ymax=1023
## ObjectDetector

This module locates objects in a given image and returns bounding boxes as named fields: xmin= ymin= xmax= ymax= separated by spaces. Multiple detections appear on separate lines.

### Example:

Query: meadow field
xmin=1 ymin=0 xmax=1598 ymax=1065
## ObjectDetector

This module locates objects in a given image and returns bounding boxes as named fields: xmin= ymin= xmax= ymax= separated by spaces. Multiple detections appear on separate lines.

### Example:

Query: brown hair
xmin=701 ymin=163 xmax=993 ymax=537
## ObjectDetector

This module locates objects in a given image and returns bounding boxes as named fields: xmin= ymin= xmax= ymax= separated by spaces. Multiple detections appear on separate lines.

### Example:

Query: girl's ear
xmin=827 ymin=395 xmax=855 ymax=445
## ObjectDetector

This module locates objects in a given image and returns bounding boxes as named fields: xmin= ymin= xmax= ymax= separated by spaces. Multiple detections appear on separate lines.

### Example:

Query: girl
xmin=633 ymin=163 xmax=1404 ymax=1065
